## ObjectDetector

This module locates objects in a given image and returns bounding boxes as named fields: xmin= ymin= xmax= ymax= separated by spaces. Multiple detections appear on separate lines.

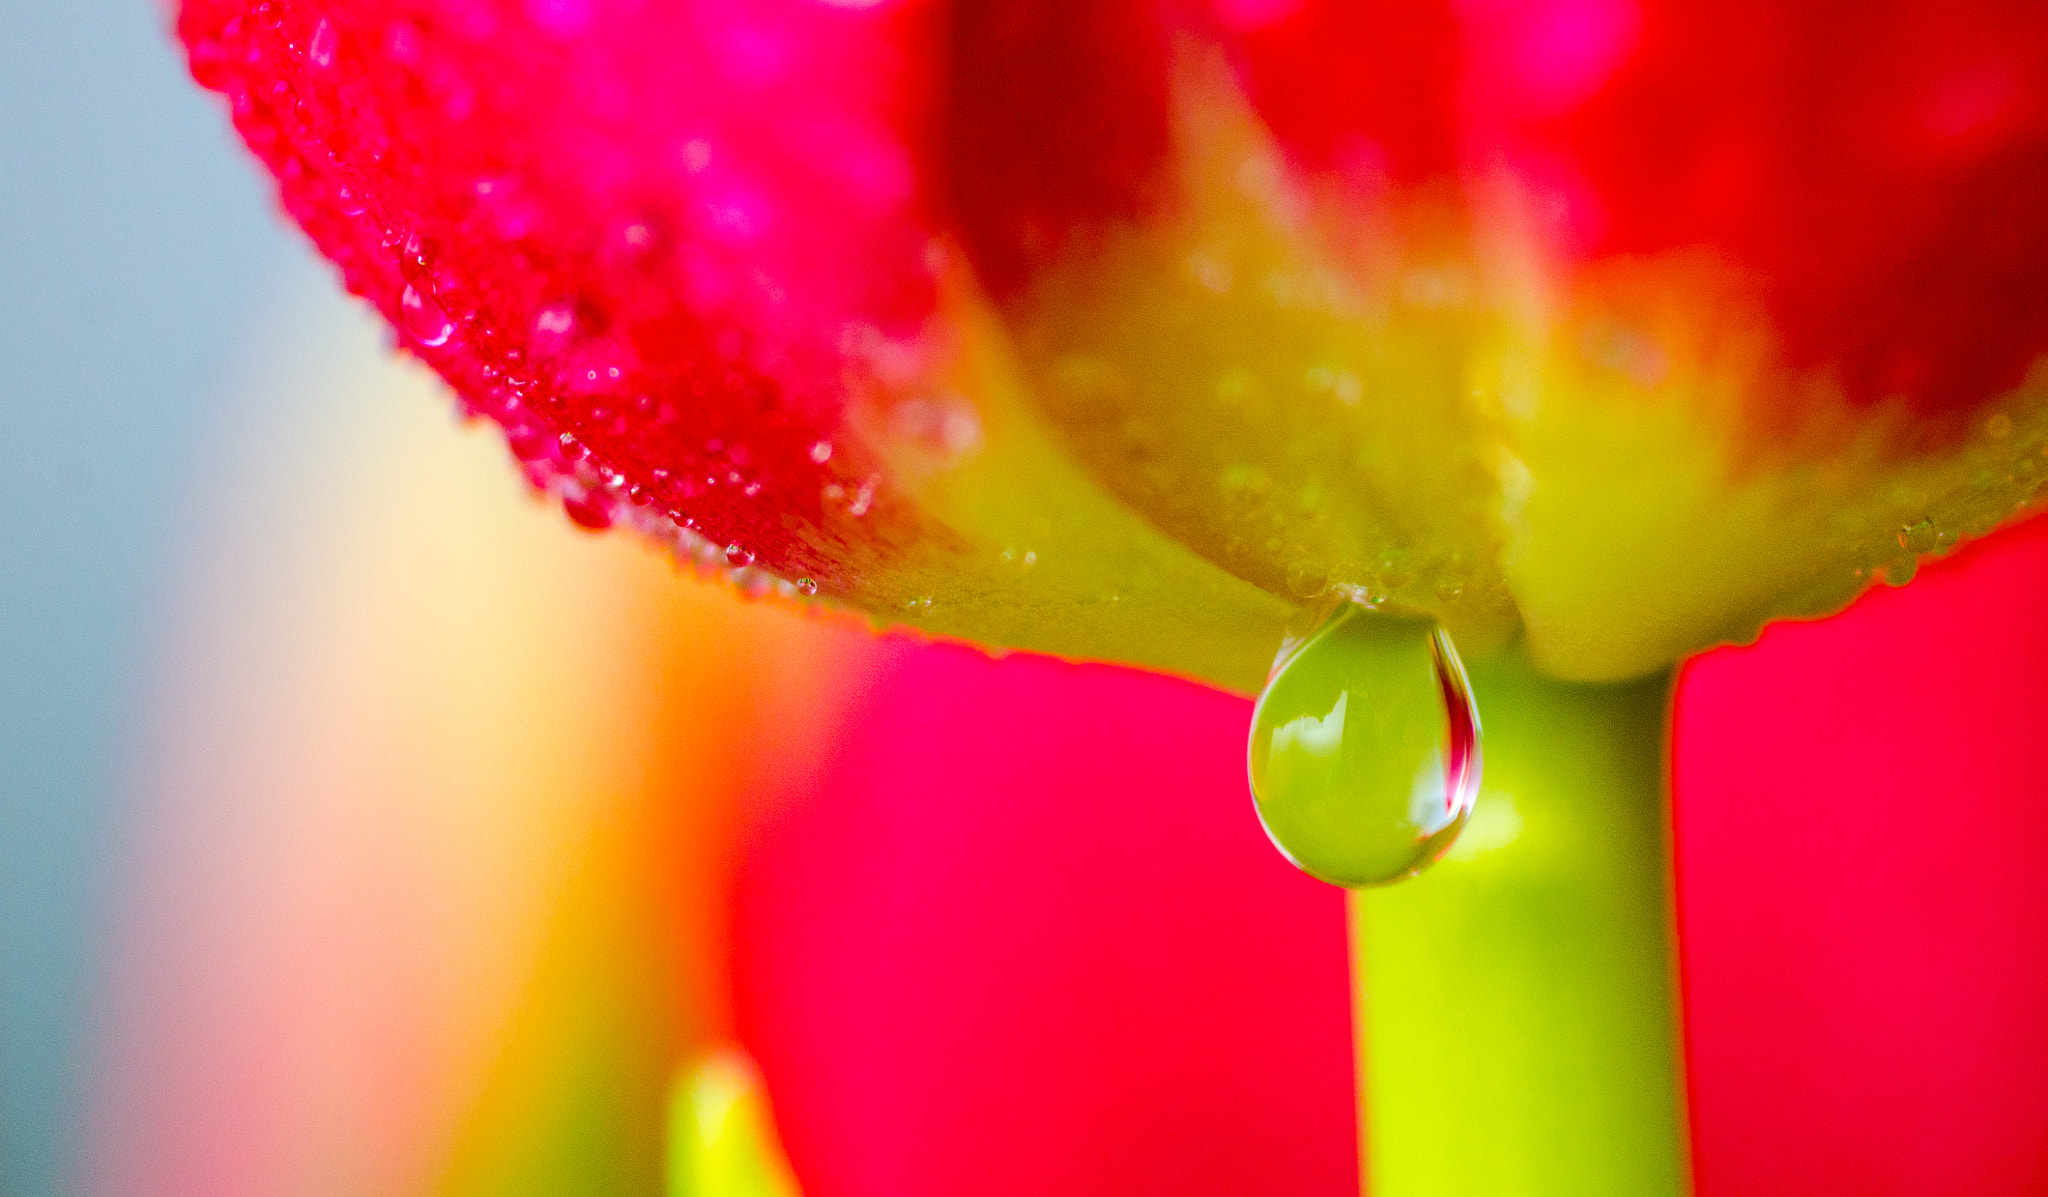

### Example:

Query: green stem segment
xmin=1350 ymin=658 xmax=1690 ymax=1196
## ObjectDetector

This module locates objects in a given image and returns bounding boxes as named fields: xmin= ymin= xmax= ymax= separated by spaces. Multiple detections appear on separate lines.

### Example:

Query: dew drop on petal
xmin=1896 ymin=517 xmax=1940 ymax=554
xmin=532 ymin=301 xmax=577 ymax=354
xmin=1247 ymin=606 xmax=1481 ymax=887
xmin=561 ymin=492 xmax=614 ymax=530
xmin=1285 ymin=560 xmax=1330 ymax=598
xmin=400 ymin=284 xmax=454 ymax=347
xmin=307 ymin=19 xmax=338 ymax=69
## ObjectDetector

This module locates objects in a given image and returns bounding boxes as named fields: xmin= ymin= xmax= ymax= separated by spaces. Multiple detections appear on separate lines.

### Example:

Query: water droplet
xmin=399 ymin=229 xmax=438 ymax=280
xmin=616 ymin=220 xmax=654 ymax=253
xmin=400 ymin=284 xmax=453 ymax=347
xmin=796 ymin=578 xmax=819 ymax=597
xmin=1247 ymin=606 xmax=1481 ymax=887
xmin=809 ymin=440 xmax=834 ymax=464
xmin=725 ymin=544 xmax=754 ymax=568
xmin=307 ymin=18 xmax=338 ymax=69
xmin=531 ymin=300 xmax=577 ymax=355
xmin=561 ymin=492 xmax=613 ymax=530
xmin=1896 ymin=518 xmax=1939 ymax=554
xmin=1285 ymin=560 xmax=1330 ymax=598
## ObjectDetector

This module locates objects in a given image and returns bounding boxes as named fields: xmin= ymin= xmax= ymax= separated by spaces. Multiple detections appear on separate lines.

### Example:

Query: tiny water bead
xmin=1248 ymin=606 xmax=1482 ymax=888
xmin=399 ymin=283 xmax=453 ymax=347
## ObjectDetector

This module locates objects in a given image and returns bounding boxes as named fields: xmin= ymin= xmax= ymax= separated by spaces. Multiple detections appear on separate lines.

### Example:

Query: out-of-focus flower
xmin=152 ymin=5 xmax=2048 ymax=1197
xmin=180 ymin=0 xmax=2048 ymax=686
xmin=79 ymin=269 xmax=2048 ymax=1197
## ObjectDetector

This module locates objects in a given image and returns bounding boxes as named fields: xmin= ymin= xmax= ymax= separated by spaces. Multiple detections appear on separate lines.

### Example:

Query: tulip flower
xmin=176 ymin=2 xmax=2048 ymax=1193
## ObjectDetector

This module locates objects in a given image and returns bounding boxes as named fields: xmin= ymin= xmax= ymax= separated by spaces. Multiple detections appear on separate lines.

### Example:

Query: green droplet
xmin=1896 ymin=518 xmax=1940 ymax=554
xmin=1286 ymin=560 xmax=1331 ymax=598
xmin=1248 ymin=606 xmax=1481 ymax=887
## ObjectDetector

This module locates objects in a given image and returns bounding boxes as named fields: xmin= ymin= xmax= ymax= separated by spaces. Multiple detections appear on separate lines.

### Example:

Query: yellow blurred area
xmin=89 ymin=273 xmax=865 ymax=1196
xmin=669 ymin=1051 xmax=802 ymax=1197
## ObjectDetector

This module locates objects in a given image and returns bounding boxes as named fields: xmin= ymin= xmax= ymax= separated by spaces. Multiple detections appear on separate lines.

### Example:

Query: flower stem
xmin=1350 ymin=658 xmax=1689 ymax=1195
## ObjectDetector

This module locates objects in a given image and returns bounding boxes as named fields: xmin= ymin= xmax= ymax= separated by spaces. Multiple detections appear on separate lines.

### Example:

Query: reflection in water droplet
xmin=1247 ymin=605 xmax=1481 ymax=887
xmin=400 ymin=284 xmax=453 ymax=347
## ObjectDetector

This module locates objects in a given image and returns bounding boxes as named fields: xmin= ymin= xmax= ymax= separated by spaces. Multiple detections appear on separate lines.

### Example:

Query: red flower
xmin=180 ymin=0 xmax=2048 ymax=686
xmin=168 ymin=5 xmax=2048 ymax=1194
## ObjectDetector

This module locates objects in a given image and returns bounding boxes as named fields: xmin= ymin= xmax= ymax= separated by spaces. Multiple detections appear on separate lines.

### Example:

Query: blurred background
xmin=5 ymin=3 xmax=2048 ymax=1196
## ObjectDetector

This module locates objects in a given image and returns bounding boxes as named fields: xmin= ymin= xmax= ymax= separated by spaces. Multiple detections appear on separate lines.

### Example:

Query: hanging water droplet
xmin=1247 ymin=605 xmax=1481 ymax=887
xmin=1285 ymin=560 xmax=1330 ymax=598
xmin=561 ymin=492 xmax=613 ymax=530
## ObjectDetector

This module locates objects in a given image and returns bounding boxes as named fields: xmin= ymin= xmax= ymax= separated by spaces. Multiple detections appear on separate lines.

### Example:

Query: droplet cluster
xmin=178 ymin=0 xmax=948 ymax=602
xmin=1820 ymin=395 xmax=2048 ymax=602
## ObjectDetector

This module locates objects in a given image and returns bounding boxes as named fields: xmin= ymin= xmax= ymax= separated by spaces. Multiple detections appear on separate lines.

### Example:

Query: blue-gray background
xmin=1 ymin=3 xmax=296 ymax=1191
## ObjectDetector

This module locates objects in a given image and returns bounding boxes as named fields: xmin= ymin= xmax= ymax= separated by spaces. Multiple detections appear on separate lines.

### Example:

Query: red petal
xmin=1226 ymin=0 xmax=2048 ymax=412
xmin=733 ymin=648 xmax=1358 ymax=1197
xmin=179 ymin=0 xmax=950 ymax=588
xmin=1678 ymin=513 xmax=2048 ymax=1191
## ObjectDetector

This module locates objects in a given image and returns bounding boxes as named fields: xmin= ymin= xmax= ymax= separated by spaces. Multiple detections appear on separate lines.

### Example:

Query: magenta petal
xmin=732 ymin=648 xmax=1358 ymax=1197
xmin=1678 ymin=515 xmax=2048 ymax=1193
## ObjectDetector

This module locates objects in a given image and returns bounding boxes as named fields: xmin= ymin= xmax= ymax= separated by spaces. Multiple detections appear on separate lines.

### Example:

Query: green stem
xmin=1350 ymin=657 xmax=1690 ymax=1196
